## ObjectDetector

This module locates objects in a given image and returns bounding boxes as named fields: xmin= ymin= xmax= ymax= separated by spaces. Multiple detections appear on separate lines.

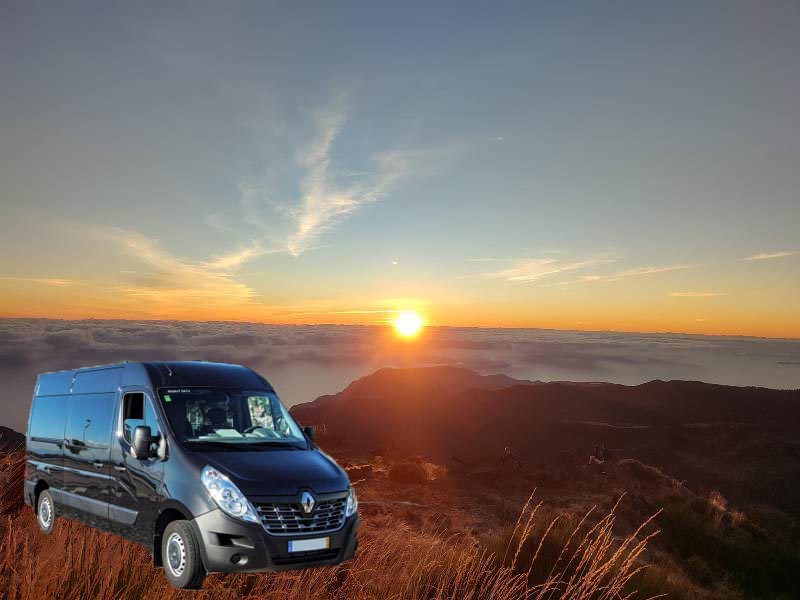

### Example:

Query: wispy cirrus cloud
xmin=743 ymin=251 xmax=797 ymax=261
xmin=287 ymin=98 xmax=388 ymax=256
xmin=479 ymin=256 xmax=614 ymax=282
xmin=202 ymin=241 xmax=280 ymax=271
xmin=296 ymin=309 xmax=398 ymax=316
xmin=208 ymin=94 xmax=458 ymax=258
xmin=475 ymin=256 xmax=689 ymax=285
xmin=579 ymin=264 xmax=690 ymax=283
xmin=88 ymin=227 xmax=267 ymax=312
xmin=286 ymin=97 xmax=454 ymax=256
xmin=670 ymin=291 xmax=721 ymax=298
xmin=0 ymin=277 xmax=76 ymax=287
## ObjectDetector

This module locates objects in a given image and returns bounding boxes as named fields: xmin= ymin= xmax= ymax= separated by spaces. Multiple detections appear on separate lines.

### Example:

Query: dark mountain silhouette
xmin=299 ymin=366 xmax=532 ymax=412
xmin=0 ymin=426 xmax=25 ymax=454
xmin=291 ymin=367 xmax=800 ymax=514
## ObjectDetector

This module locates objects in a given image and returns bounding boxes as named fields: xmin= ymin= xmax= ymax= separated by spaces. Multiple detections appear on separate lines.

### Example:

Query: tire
xmin=37 ymin=489 xmax=56 ymax=535
xmin=162 ymin=520 xmax=206 ymax=589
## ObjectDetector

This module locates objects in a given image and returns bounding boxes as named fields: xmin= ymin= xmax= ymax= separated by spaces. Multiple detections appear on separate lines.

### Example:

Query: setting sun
xmin=393 ymin=311 xmax=424 ymax=338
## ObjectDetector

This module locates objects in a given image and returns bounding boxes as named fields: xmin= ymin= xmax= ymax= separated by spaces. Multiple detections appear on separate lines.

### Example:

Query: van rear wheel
xmin=37 ymin=490 xmax=56 ymax=534
xmin=162 ymin=520 xmax=206 ymax=589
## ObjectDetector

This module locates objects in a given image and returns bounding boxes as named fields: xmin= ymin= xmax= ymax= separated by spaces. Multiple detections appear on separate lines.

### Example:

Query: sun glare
xmin=394 ymin=311 xmax=424 ymax=339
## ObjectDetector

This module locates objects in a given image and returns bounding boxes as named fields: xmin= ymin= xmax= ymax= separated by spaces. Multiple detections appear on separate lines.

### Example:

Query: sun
xmin=393 ymin=311 xmax=424 ymax=339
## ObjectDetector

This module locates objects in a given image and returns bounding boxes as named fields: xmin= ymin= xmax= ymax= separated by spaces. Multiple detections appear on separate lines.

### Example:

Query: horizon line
xmin=0 ymin=314 xmax=797 ymax=342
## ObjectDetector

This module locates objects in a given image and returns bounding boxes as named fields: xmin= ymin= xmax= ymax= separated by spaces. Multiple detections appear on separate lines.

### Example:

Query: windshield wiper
xmin=183 ymin=440 xmax=259 ymax=451
xmin=245 ymin=440 xmax=305 ymax=450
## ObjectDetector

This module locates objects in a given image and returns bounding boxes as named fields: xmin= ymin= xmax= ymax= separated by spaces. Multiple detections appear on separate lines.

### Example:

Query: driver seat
xmin=199 ymin=407 xmax=229 ymax=435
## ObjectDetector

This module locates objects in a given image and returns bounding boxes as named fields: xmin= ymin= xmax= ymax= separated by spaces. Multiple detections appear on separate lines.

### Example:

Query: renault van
xmin=24 ymin=361 xmax=358 ymax=589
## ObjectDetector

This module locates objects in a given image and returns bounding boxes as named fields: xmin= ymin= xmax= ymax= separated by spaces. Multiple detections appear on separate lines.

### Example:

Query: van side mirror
xmin=133 ymin=425 xmax=156 ymax=459
xmin=302 ymin=425 xmax=315 ymax=442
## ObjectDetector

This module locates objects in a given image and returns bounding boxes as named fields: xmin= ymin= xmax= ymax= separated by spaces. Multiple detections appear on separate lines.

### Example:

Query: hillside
xmin=2 ymin=368 xmax=799 ymax=598
xmin=291 ymin=368 xmax=800 ymax=514
xmin=0 ymin=426 xmax=25 ymax=454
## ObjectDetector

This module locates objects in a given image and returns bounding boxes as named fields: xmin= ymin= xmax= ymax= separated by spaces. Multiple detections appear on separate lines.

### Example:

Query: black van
xmin=24 ymin=361 xmax=358 ymax=589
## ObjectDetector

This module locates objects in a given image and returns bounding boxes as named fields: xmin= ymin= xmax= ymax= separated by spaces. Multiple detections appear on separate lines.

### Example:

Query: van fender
xmin=152 ymin=499 xmax=196 ymax=566
xmin=158 ymin=498 xmax=194 ymax=519
xmin=25 ymin=464 xmax=58 ymax=509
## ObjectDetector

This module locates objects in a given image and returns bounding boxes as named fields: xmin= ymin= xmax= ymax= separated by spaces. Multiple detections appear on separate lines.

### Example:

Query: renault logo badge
xmin=301 ymin=491 xmax=315 ymax=514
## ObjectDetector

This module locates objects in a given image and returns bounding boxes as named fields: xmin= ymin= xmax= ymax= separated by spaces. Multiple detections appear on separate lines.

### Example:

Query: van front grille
xmin=255 ymin=497 xmax=347 ymax=536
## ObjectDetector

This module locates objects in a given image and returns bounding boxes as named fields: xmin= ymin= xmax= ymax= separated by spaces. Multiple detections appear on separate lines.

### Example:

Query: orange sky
xmin=1 ymin=270 xmax=797 ymax=338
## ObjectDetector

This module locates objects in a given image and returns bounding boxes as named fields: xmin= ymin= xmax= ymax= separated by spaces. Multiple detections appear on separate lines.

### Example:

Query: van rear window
xmin=29 ymin=395 xmax=69 ymax=441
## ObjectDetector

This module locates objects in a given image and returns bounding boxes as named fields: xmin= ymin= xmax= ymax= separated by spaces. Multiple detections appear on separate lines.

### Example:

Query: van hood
xmin=200 ymin=448 xmax=349 ymax=496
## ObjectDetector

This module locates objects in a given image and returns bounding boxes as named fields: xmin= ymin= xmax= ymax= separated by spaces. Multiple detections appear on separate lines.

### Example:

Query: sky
xmin=1 ymin=2 xmax=799 ymax=337
xmin=2 ymin=319 xmax=799 ymax=434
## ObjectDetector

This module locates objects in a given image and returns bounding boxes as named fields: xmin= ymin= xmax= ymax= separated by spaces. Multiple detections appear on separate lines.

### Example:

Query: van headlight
xmin=345 ymin=486 xmax=358 ymax=517
xmin=201 ymin=465 xmax=259 ymax=523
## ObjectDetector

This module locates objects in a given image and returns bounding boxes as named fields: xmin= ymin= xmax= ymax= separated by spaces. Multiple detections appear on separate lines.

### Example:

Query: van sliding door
xmin=62 ymin=393 xmax=114 ymax=522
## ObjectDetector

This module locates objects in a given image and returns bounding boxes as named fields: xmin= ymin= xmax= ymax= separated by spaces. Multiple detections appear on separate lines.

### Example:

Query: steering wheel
xmin=243 ymin=426 xmax=280 ymax=438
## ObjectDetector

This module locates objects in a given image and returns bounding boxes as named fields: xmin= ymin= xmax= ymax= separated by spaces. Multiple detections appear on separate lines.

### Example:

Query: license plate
xmin=288 ymin=537 xmax=330 ymax=553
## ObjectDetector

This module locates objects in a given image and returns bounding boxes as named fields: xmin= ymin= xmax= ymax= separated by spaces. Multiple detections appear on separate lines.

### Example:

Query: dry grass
xmin=488 ymin=493 xmax=664 ymax=600
xmin=0 ymin=454 xmax=662 ymax=599
xmin=0 ymin=453 xmax=25 ymax=514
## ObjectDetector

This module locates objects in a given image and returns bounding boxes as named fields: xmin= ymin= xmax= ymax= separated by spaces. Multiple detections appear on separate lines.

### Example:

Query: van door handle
xmin=92 ymin=461 xmax=104 ymax=468
xmin=113 ymin=465 xmax=126 ymax=472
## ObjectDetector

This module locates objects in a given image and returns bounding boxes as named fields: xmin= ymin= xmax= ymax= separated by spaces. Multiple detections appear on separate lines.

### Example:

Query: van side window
xmin=122 ymin=393 xmax=161 ymax=443
xmin=145 ymin=396 xmax=161 ymax=437
xmin=122 ymin=393 xmax=144 ymax=443
xmin=248 ymin=396 xmax=275 ymax=430
xmin=65 ymin=394 xmax=114 ymax=449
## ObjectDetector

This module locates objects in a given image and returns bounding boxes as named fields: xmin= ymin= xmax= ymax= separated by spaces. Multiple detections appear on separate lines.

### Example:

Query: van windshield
xmin=157 ymin=388 xmax=307 ymax=448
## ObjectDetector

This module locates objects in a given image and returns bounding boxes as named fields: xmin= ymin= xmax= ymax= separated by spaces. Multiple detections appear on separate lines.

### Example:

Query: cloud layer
xmin=1 ymin=318 xmax=798 ymax=433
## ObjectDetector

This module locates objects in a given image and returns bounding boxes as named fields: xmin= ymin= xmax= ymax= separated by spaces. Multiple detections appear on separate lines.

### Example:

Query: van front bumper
xmin=191 ymin=508 xmax=358 ymax=573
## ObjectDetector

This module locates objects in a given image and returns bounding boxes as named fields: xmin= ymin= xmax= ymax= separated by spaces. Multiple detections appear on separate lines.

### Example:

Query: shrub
xmin=619 ymin=458 xmax=667 ymax=482
xmin=388 ymin=461 xmax=429 ymax=484
xmin=658 ymin=495 xmax=800 ymax=597
xmin=685 ymin=555 xmax=713 ymax=586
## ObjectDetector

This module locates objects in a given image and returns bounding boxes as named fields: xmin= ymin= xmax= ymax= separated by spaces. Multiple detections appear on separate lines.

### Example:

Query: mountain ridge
xmin=291 ymin=366 xmax=800 ymax=514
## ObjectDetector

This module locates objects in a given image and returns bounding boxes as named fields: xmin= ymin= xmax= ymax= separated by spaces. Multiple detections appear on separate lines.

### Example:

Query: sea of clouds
xmin=1 ymin=318 xmax=798 ymax=433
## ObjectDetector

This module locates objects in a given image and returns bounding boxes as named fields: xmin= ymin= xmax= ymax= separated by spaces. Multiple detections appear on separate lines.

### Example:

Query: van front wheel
xmin=162 ymin=520 xmax=206 ymax=589
xmin=37 ymin=490 xmax=56 ymax=534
